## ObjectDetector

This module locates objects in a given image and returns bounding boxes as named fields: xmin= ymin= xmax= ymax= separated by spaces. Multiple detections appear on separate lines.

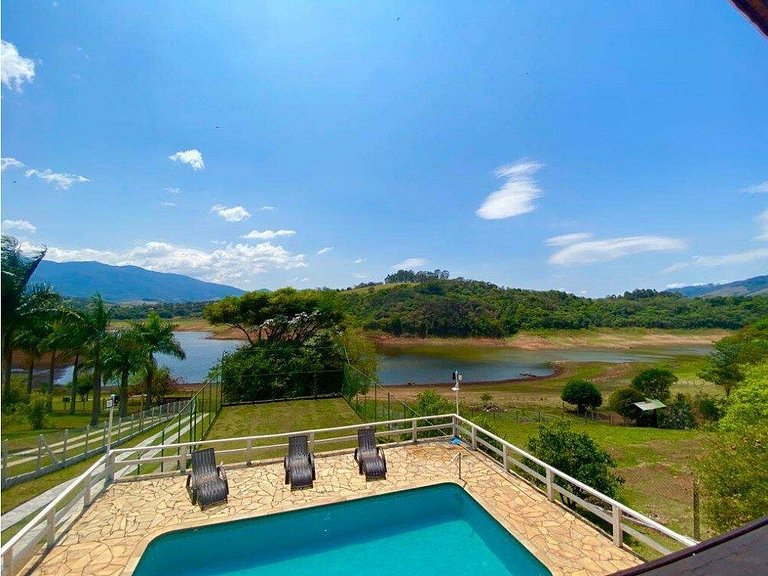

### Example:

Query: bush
xmin=631 ymin=368 xmax=677 ymax=402
xmin=608 ymin=387 xmax=646 ymax=422
xmin=718 ymin=361 xmax=768 ymax=432
xmin=1 ymin=379 xmax=30 ymax=413
xmin=659 ymin=393 xmax=695 ymax=430
xmin=561 ymin=379 xmax=602 ymax=413
xmin=26 ymin=392 xmax=51 ymax=430
xmin=527 ymin=420 xmax=623 ymax=504
xmin=693 ymin=394 xmax=723 ymax=423
xmin=414 ymin=389 xmax=453 ymax=416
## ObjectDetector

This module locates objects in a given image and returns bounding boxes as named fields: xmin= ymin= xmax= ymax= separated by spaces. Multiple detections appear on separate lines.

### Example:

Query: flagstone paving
xmin=19 ymin=442 xmax=640 ymax=576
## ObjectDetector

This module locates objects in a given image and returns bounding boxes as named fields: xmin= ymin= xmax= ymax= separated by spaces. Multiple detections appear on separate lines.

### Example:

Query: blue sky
xmin=2 ymin=1 xmax=767 ymax=295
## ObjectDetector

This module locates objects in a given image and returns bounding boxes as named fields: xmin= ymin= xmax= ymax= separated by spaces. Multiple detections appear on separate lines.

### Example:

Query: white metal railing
xmin=454 ymin=415 xmax=697 ymax=555
xmin=1 ymin=413 xmax=696 ymax=575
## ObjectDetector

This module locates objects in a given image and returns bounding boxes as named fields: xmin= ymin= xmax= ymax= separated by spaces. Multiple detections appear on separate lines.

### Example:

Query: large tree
xmin=49 ymin=310 xmax=92 ymax=415
xmin=133 ymin=312 xmax=185 ymax=407
xmin=103 ymin=328 xmax=147 ymax=417
xmin=80 ymin=295 xmax=113 ymax=425
xmin=1 ymin=236 xmax=60 ymax=403
xmin=631 ymin=368 xmax=676 ymax=402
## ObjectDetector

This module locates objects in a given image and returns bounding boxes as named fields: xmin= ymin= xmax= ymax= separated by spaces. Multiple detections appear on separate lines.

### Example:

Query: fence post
xmin=411 ymin=418 xmax=417 ymax=443
xmin=246 ymin=439 xmax=253 ymax=466
xmin=471 ymin=425 xmax=477 ymax=451
xmin=46 ymin=507 xmax=56 ymax=548
xmin=179 ymin=447 xmax=187 ymax=474
xmin=106 ymin=451 xmax=116 ymax=483
xmin=102 ymin=423 xmax=107 ymax=447
xmin=3 ymin=541 xmax=14 ymax=574
xmin=546 ymin=468 xmax=554 ymax=501
xmin=611 ymin=504 xmax=622 ymax=546
xmin=452 ymin=415 xmax=458 ymax=439
xmin=37 ymin=435 xmax=43 ymax=472
xmin=62 ymin=429 xmax=69 ymax=462
xmin=84 ymin=472 xmax=92 ymax=508
xmin=84 ymin=425 xmax=90 ymax=455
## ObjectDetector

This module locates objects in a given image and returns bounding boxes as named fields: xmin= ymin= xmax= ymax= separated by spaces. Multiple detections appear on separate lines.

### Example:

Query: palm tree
xmin=80 ymin=295 xmax=112 ymax=425
xmin=134 ymin=312 xmax=185 ymax=407
xmin=14 ymin=323 xmax=48 ymax=394
xmin=103 ymin=328 xmax=146 ymax=417
xmin=1 ymin=236 xmax=61 ymax=402
xmin=47 ymin=311 xmax=91 ymax=414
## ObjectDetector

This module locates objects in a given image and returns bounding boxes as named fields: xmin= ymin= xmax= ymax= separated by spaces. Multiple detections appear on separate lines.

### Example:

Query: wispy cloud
xmin=545 ymin=232 xmax=593 ymax=247
xmin=1 ymin=40 xmax=35 ymax=92
xmin=352 ymin=272 xmax=369 ymax=279
xmin=392 ymin=257 xmax=428 ymax=270
xmin=744 ymin=181 xmax=768 ymax=194
xmin=476 ymin=160 xmax=543 ymax=220
xmin=160 ymin=201 xmax=176 ymax=208
xmin=317 ymin=246 xmax=334 ymax=255
xmin=549 ymin=236 xmax=686 ymax=265
xmin=663 ymin=248 xmax=768 ymax=273
xmin=168 ymin=149 xmax=204 ymax=170
xmin=211 ymin=204 xmax=250 ymax=222
xmin=2 ymin=219 xmax=36 ymax=233
xmin=25 ymin=168 xmax=89 ymax=190
xmin=1 ymin=157 xmax=24 ymax=172
xmin=755 ymin=209 xmax=768 ymax=241
xmin=33 ymin=240 xmax=307 ymax=289
xmin=242 ymin=229 xmax=296 ymax=240
xmin=354 ymin=257 xmax=367 ymax=264
xmin=258 ymin=206 xmax=275 ymax=211
xmin=164 ymin=187 xmax=180 ymax=195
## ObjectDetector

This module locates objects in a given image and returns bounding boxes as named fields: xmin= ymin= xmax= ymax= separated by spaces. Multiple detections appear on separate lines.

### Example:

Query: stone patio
xmin=20 ymin=441 xmax=641 ymax=576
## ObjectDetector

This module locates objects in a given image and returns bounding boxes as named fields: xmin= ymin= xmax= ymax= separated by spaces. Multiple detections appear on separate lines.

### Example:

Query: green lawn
xmin=205 ymin=399 xmax=363 ymax=463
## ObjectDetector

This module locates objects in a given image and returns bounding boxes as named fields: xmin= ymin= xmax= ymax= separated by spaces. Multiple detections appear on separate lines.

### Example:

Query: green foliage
xmin=527 ymin=420 xmax=623 ymax=503
xmin=26 ymin=392 xmax=51 ymax=429
xmin=631 ymin=368 xmax=676 ymax=402
xmin=698 ymin=422 xmax=768 ymax=532
xmin=480 ymin=392 xmax=494 ymax=407
xmin=560 ymin=379 xmax=602 ymax=413
xmin=608 ymin=387 xmax=646 ymax=422
xmin=338 ymin=276 xmax=768 ymax=337
xmin=658 ymin=393 xmax=695 ymax=430
xmin=700 ymin=321 xmax=768 ymax=396
xmin=339 ymin=326 xmax=377 ymax=397
xmin=718 ymin=361 xmax=768 ymax=432
xmin=385 ymin=269 xmax=450 ymax=283
xmin=413 ymin=389 xmax=453 ymax=416
xmin=693 ymin=394 xmax=722 ymax=423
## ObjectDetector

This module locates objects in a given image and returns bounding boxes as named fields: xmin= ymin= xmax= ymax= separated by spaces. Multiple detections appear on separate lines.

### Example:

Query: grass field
xmin=205 ymin=399 xmax=363 ymax=463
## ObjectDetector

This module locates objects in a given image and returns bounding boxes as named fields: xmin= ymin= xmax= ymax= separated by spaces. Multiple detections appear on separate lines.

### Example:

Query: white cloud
xmin=211 ymin=204 xmax=251 ymax=222
xmin=160 ymin=201 xmax=176 ymax=208
xmin=25 ymin=168 xmax=90 ymax=190
xmin=1 ymin=40 xmax=35 ymax=92
xmin=242 ymin=229 xmax=296 ymax=240
xmin=755 ymin=210 xmax=768 ymax=241
xmin=168 ymin=149 xmax=204 ymax=170
xmin=164 ymin=187 xmax=180 ymax=195
xmin=1 ymin=157 xmax=24 ymax=172
xmin=476 ymin=160 xmax=543 ymax=220
xmin=544 ymin=232 xmax=593 ymax=247
xmin=744 ymin=181 xmax=768 ymax=194
xmin=2 ymin=219 xmax=36 ymax=233
xmin=317 ymin=247 xmax=334 ymax=255
xmin=392 ymin=257 xmax=428 ymax=270
xmin=354 ymin=257 xmax=367 ymax=264
xmin=352 ymin=272 xmax=369 ymax=279
xmin=37 ymin=240 xmax=307 ymax=289
xmin=663 ymin=248 xmax=768 ymax=273
xmin=549 ymin=236 xmax=686 ymax=266
xmin=258 ymin=206 xmax=275 ymax=211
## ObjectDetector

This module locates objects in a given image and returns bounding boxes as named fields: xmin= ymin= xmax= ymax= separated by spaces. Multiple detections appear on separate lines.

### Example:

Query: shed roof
xmin=633 ymin=399 xmax=666 ymax=411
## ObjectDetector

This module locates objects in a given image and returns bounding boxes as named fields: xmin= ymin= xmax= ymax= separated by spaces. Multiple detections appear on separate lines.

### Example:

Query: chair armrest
xmin=354 ymin=448 xmax=359 ymax=462
xmin=217 ymin=463 xmax=228 ymax=493
xmin=380 ymin=449 xmax=387 ymax=472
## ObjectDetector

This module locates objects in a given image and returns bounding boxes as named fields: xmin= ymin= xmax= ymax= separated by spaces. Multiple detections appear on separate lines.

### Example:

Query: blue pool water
xmin=133 ymin=483 xmax=552 ymax=576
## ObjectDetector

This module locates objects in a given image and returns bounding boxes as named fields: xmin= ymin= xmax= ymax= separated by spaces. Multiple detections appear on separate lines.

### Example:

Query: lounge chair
xmin=186 ymin=448 xmax=229 ymax=510
xmin=354 ymin=427 xmax=387 ymax=480
xmin=284 ymin=435 xmax=316 ymax=490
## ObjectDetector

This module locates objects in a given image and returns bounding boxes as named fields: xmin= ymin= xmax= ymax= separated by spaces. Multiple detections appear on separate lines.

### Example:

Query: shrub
xmin=659 ymin=393 xmax=695 ymax=430
xmin=527 ymin=420 xmax=623 ymax=504
xmin=1 ymin=379 xmax=29 ymax=413
xmin=414 ymin=389 xmax=453 ymax=416
xmin=631 ymin=368 xmax=677 ymax=402
xmin=560 ymin=379 xmax=602 ymax=413
xmin=608 ymin=387 xmax=646 ymax=422
xmin=693 ymin=394 xmax=723 ymax=423
xmin=718 ymin=361 xmax=768 ymax=432
xmin=26 ymin=392 xmax=51 ymax=430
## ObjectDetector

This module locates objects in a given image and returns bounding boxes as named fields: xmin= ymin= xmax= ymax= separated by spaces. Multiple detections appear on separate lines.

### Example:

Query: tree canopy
xmin=631 ymin=368 xmax=677 ymax=402
xmin=560 ymin=379 xmax=602 ymax=413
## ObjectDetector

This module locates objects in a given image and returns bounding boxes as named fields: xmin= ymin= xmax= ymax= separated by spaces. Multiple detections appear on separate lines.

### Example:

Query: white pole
xmin=106 ymin=399 xmax=115 ymax=452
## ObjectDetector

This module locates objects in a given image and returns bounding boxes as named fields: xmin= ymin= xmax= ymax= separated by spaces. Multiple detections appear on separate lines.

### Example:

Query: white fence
xmin=0 ymin=413 xmax=696 ymax=576
xmin=1 ymin=400 xmax=189 ymax=489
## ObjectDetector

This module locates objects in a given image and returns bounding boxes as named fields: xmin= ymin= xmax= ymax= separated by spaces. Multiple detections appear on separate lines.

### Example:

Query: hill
xmin=668 ymin=276 xmax=768 ymax=298
xmin=33 ymin=260 xmax=245 ymax=303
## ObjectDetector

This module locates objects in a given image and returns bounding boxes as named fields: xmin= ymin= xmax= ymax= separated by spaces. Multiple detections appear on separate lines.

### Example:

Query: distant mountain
xmin=33 ymin=260 xmax=245 ymax=303
xmin=667 ymin=275 xmax=768 ymax=298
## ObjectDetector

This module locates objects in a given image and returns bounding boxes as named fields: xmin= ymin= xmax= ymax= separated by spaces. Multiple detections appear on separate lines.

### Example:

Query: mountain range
xmin=33 ymin=260 xmax=245 ymax=303
xmin=667 ymin=275 xmax=768 ymax=298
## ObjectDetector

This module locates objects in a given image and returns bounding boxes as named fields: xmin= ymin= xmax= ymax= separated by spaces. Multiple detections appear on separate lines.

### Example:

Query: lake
xmin=45 ymin=332 xmax=711 ymax=386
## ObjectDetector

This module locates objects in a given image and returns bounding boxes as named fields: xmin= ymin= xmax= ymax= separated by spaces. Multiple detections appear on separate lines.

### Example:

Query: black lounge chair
xmin=186 ymin=448 xmax=229 ymax=510
xmin=354 ymin=427 xmax=387 ymax=480
xmin=284 ymin=435 xmax=316 ymax=490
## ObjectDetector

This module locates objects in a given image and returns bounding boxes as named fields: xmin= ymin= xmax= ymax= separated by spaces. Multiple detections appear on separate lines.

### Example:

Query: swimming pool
xmin=133 ymin=483 xmax=552 ymax=576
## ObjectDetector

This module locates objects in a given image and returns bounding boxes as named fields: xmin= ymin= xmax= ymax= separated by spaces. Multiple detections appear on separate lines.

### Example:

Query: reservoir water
xmin=44 ymin=332 xmax=711 ymax=386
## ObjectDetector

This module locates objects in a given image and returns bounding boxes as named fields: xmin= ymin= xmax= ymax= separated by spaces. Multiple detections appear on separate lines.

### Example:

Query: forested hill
xmin=337 ymin=279 xmax=768 ymax=337
xmin=667 ymin=275 xmax=768 ymax=298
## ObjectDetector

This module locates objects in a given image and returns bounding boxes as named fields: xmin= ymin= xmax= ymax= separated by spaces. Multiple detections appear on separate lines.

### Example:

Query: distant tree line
xmin=384 ymin=269 xmax=450 ymax=283
xmin=67 ymin=299 xmax=208 ymax=320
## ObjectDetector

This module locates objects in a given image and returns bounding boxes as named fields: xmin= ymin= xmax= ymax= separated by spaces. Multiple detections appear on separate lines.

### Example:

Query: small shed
xmin=633 ymin=399 xmax=667 ymax=412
